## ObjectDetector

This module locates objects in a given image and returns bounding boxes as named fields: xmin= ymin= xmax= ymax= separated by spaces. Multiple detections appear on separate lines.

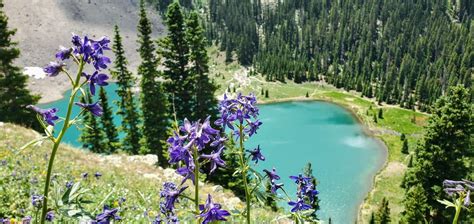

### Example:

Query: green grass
xmin=208 ymin=46 xmax=429 ymax=223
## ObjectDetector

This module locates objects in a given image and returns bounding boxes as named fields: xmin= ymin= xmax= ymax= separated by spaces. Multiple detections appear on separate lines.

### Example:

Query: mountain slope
xmin=3 ymin=0 xmax=165 ymax=103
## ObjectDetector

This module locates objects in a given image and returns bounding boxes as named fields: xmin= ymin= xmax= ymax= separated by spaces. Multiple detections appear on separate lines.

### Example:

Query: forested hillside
xmin=206 ymin=0 xmax=473 ymax=111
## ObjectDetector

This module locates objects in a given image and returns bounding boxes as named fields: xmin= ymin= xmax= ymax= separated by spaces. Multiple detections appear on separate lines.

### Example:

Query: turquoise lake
xmin=42 ymin=83 xmax=387 ymax=223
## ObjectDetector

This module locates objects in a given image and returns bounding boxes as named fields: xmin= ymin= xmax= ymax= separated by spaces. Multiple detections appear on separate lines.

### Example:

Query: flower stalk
xmin=40 ymin=58 xmax=85 ymax=224
xmin=238 ymin=124 xmax=251 ymax=224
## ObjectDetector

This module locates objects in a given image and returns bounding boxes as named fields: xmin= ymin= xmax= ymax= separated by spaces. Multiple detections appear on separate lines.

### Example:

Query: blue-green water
xmin=42 ymin=84 xmax=386 ymax=223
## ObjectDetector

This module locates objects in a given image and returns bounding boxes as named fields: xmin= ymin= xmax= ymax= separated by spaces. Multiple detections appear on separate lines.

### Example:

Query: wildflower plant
xmin=438 ymin=179 xmax=473 ymax=224
xmin=21 ymin=33 xmax=112 ymax=223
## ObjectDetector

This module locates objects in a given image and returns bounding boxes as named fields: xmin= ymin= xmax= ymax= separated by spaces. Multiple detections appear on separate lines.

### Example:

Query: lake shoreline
xmin=259 ymin=97 xmax=389 ymax=223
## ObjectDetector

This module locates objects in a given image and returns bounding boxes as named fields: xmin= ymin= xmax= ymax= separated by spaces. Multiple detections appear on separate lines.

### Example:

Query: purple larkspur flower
xmin=247 ymin=145 xmax=265 ymax=164
xmin=94 ymin=172 xmax=102 ymax=179
xmin=45 ymin=211 xmax=54 ymax=222
xmin=82 ymin=71 xmax=109 ymax=95
xmin=31 ymin=194 xmax=43 ymax=208
xmin=160 ymin=182 xmax=188 ymax=212
xmin=199 ymin=194 xmax=231 ymax=224
xmin=169 ymin=145 xmax=193 ymax=168
xmin=72 ymin=34 xmax=94 ymax=61
xmin=91 ymin=36 xmax=111 ymax=55
xmin=26 ymin=105 xmax=59 ymax=126
xmin=288 ymin=199 xmax=312 ymax=212
xmin=66 ymin=181 xmax=74 ymax=189
xmin=200 ymin=147 xmax=226 ymax=174
xmin=94 ymin=206 xmax=121 ymax=223
xmin=75 ymin=101 xmax=103 ymax=116
xmin=302 ymin=183 xmax=319 ymax=203
xmin=270 ymin=181 xmax=284 ymax=194
xmin=81 ymin=172 xmax=89 ymax=179
xmin=289 ymin=174 xmax=312 ymax=185
xmin=464 ymin=190 xmax=471 ymax=206
xmin=92 ymin=54 xmax=112 ymax=70
xmin=263 ymin=168 xmax=280 ymax=182
xmin=176 ymin=166 xmax=195 ymax=184
xmin=55 ymin=46 xmax=72 ymax=61
xmin=44 ymin=61 xmax=65 ymax=76
xmin=118 ymin=197 xmax=126 ymax=206
xmin=22 ymin=216 xmax=32 ymax=224
xmin=245 ymin=119 xmax=262 ymax=137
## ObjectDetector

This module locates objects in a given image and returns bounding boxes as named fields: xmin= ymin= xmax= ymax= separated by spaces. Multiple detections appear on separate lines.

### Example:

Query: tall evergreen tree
xmin=401 ymin=184 xmax=428 ymax=223
xmin=303 ymin=162 xmax=320 ymax=219
xmin=402 ymin=85 xmax=473 ymax=222
xmin=138 ymin=0 xmax=169 ymax=165
xmin=79 ymin=94 xmax=105 ymax=153
xmin=0 ymin=0 xmax=39 ymax=129
xmin=375 ymin=197 xmax=391 ymax=224
xmin=98 ymin=87 xmax=119 ymax=154
xmin=185 ymin=11 xmax=218 ymax=121
xmin=401 ymin=138 xmax=409 ymax=154
xmin=111 ymin=25 xmax=141 ymax=154
xmin=158 ymin=2 xmax=192 ymax=121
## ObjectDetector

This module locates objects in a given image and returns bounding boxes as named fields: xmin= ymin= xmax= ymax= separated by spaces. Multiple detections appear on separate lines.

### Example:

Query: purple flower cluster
xmin=215 ymin=93 xmax=262 ymax=138
xmin=153 ymin=182 xmax=187 ymax=223
xmin=288 ymin=174 xmax=319 ymax=212
xmin=31 ymin=194 xmax=43 ymax=208
xmin=45 ymin=211 xmax=54 ymax=222
xmin=199 ymin=194 xmax=231 ymax=224
xmin=443 ymin=179 xmax=474 ymax=206
xmin=92 ymin=206 xmax=121 ymax=224
xmin=167 ymin=117 xmax=225 ymax=183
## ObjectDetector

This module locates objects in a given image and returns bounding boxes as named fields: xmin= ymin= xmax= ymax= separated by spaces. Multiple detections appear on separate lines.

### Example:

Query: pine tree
xmin=98 ymin=87 xmax=119 ymax=154
xmin=185 ymin=11 xmax=218 ymax=121
xmin=401 ymin=184 xmax=428 ymax=224
xmin=111 ymin=25 xmax=141 ymax=154
xmin=158 ymin=2 xmax=192 ymax=121
xmin=401 ymin=138 xmax=409 ymax=154
xmin=400 ymin=133 xmax=406 ymax=141
xmin=138 ymin=0 xmax=169 ymax=164
xmin=303 ymin=162 xmax=320 ymax=220
xmin=79 ymin=94 xmax=105 ymax=153
xmin=369 ymin=212 xmax=375 ymax=224
xmin=265 ymin=89 xmax=269 ymax=98
xmin=378 ymin=108 xmax=384 ymax=119
xmin=0 ymin=0 xmax=39 ymax=129
xmin=402 ymin=85 xmax=473 ymax=222
xmin=375 ymin=197 xmax=391 ymax=224
xmin=373 ymin=113 xmax=378 ymax=123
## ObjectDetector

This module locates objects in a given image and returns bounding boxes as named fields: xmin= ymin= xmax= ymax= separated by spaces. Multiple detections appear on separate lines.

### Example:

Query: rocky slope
xmin=3 ymin=0 xmax=165 ymax=103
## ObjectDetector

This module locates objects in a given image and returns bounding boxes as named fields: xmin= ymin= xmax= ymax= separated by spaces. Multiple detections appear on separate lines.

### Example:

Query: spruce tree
xmin=375 ymin=197 xmax=391 ymax=224
xmin=400 ymin=133 xmax=406 ymax=141
xmin=378 ymin=108 xmax=384 ymax=119
xmin=401 ymin=138 xmax=409 ymax=154
xmin=137 ymin=0 xmax=169 ymax=164
xmin=185 ymin=11 xmax=218 ymax=121
xmin=401 ymin=184 xmax=428 ymax=224
xmin=98 ymin=87 xmax=119 ymax=154
xmin=0 ymin=0 xmax=39 ymax=129
xmin=79 ymin=94 xmax=105 ymax=153
xmin=369 ymin=212 xmax=375 ymax=224
xmin=158 ymin=2 xmax=192 ymax=121
xmin=402 ymin=85 xmax=473 ymax=222
xmin=111 ymin=25 xmax=141 ymax=154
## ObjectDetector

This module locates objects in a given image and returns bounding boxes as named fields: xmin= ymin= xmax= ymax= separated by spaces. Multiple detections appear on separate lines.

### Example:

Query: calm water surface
xmin=42 ymin=83 xmax=386 ymax=223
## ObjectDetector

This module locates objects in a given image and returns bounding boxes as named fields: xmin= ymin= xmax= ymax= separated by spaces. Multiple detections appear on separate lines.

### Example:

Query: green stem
xmin=193 ymin=146 xmax=200 ymax=223
xmin=40 ymin=59 xmax=85 ymax=224
xmin=238 ymin=124 xmax=251 ymax=224
xmin=452 ymin=198 xmax=462 ymax=224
